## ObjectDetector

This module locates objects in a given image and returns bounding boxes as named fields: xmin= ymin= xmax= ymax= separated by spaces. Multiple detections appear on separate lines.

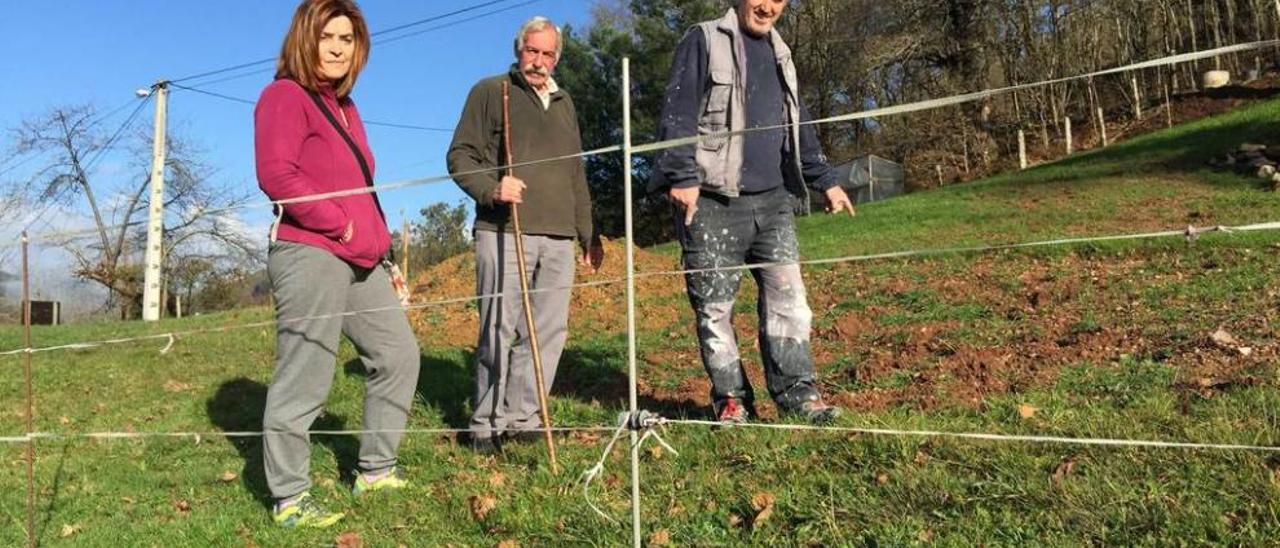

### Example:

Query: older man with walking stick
xmin=448 ymin=16 xmax=603 ymax=458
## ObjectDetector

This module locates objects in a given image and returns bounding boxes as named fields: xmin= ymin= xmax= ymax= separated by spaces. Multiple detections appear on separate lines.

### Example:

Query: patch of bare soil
xmin=409 ymin=230 xmax=1280 ymax=419
xmin=408 ymin=237 xmax=681 ymax=348
xmin=802 ymin=250 xmax=1280 ymax=413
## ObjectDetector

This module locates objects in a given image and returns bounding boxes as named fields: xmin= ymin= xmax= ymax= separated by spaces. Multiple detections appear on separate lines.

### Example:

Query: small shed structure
xmin=832 ymin=154 xmax=905 ymax=204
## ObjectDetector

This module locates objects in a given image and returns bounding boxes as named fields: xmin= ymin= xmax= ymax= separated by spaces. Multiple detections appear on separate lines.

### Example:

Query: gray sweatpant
xmin=471 ymin=230 xmax=575 ymax=440
xmin=263 ymin=241 xmax=421 ymax=500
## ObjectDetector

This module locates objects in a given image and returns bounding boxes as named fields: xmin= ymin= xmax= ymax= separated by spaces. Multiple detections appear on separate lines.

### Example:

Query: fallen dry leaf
xmin=1052 ymin=458 xmax=1077 ymax=484
xmin=173 ymin=499 xmax=191 ymax=513
xmin=918 ymin=529 xmax=936 ymax=542
xmin=570 ymin=431 xmax=601 ymax=445
xmin=163 ymin=379 xmax=193 ymax=393
xmin=876 ymin=473 xmax=890 ymax=485
xmin=487 ymin=472 xmax=507 ymax=489
xmin=728 ymin=514 xmax=743 ymax=527
xmin=219 ymin=470 xmax=238 ymax=482
xmin=647 ymin=444 xmax=664 ymax=460
xmin=1211 ymin=328 xmax=1240 ymax=348
xmin=60 ymin=523 xmax=82 ymax=538
xmin=335 ymin=530 xmax=363 ymax=548
xmin=495 ymin=541 xmax=519 ymax=548
xmin=914 ymin=451 xmax=930 ymax=466
xmin=470 ymin=494 xmax=498 ymax=521
xmin=1017 ymin=404 xmax=1038 ymax=419
xmin=648 ymin=529 xmax=671 ymax=546
xmin=750 ymin=492 xmax=776 ymax=525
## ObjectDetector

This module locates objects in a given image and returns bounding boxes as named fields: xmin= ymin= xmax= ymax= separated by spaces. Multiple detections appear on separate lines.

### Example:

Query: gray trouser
xmin=676 ymin=186 xmax=819 ymax=412
xmin=263 ymin=241 xmax=421 ymax=500
xmin=471 ymin=230 xmax=575 ymax=440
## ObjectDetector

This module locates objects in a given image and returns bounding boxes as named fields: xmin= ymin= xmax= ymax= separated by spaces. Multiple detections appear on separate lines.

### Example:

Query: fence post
xmin=621 ymin=57 xmax=643 ymax=548
xmin=21 ymin=232 xmax=35 ymax=548
xmin=1065 ymin=117 xmax=1073 ymax=155
xmin=1131 ymin=74 xmax=1143 ymax=119
xmin=401 ymin=211 xmax=410 ymax=279
xmin=1097 ymin=107 xmax=1109 ymax=147
xmin=1018 ymin=130 xmax=1028 ymax=169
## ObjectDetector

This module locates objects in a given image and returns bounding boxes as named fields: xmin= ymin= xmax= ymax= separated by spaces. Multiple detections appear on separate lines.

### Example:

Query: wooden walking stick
xmin=502 ymin=80 xmax=560 ymax=474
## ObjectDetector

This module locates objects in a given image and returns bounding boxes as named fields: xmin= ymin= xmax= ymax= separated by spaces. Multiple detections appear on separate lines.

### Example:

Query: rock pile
xmin=1208 ymin=143 xmax=1280 ymax=190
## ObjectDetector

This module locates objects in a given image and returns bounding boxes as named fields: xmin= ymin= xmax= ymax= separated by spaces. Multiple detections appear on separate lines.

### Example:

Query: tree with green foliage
xmin=394 ymin=201 xmax=472 ymax=276
xmin=556 ymin=0 xmax=724 ymax=245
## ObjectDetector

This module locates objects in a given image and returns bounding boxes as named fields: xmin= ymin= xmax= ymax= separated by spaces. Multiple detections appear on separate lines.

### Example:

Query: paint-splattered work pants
xmin=677 ymin=186 xmax=820 ymax=412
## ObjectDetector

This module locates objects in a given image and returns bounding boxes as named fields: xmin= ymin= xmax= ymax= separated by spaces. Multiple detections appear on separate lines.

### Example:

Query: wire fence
xmin=6 ymin=27 xmax=1280 ymax=547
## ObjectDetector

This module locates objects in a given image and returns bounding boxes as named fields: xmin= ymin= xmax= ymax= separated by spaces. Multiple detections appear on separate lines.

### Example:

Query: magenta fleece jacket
xmin=254 ymin=79 xmax=390 ymax=269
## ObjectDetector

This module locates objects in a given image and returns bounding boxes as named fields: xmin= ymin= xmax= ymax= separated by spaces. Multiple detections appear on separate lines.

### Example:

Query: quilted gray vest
xmin=695 ymin=8 xmax=805 ymax=200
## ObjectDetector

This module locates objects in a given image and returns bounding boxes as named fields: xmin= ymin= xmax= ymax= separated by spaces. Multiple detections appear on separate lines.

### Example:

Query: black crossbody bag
xmin=303 ymin=87 xmax=411 ymax=304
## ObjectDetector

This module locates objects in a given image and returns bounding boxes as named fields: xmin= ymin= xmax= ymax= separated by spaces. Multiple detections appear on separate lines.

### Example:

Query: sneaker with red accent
xmin=714 ymin=398 xmax=749 ymax=424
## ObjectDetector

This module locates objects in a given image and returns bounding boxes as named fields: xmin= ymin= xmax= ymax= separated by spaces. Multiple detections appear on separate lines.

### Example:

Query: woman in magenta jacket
xmin=254 ymin=0 xmax=419 ymax=528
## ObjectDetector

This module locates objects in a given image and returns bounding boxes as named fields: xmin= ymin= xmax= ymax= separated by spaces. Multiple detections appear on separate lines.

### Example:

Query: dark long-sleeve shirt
xmin=652 ymin=27 xmax=837 ymax=194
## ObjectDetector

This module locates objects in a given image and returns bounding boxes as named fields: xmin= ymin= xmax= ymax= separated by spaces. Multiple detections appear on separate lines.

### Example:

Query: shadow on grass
xmin=342 ymin=352 xmax=476 ymax=429
xmin=556 ymin=345 xmax=710 ymax=420
xmin=206 ymin=378 xmax=360 ymax=508
xmin=36 ymin=441 xmax=72 ymax=545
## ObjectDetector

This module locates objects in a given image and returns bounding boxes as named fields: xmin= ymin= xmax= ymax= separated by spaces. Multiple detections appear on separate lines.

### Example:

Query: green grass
xmin=3 ymin=98 xmax=1280 ymax=545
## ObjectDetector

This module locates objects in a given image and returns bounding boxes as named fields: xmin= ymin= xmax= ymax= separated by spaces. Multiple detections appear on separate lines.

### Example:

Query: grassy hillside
xmin=1 ymin=98 xmax=1279 ymax=545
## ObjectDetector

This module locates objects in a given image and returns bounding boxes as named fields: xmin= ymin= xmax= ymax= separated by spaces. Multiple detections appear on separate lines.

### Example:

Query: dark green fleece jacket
xmin=447 ymin=66 xmax=593 ymax=244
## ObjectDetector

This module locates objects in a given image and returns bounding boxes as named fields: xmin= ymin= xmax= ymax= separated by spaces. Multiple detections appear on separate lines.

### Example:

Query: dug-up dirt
xmin=408 ymin=237 xmax=682 ymax=348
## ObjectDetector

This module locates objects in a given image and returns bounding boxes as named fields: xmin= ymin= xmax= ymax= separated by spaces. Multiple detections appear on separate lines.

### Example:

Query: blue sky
xmin=1 ymin=0 xmax=595 ymax=247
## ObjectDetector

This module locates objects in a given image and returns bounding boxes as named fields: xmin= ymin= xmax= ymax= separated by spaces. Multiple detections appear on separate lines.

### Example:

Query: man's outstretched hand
xmin=825 ymin=186 xmax=855 ymax=217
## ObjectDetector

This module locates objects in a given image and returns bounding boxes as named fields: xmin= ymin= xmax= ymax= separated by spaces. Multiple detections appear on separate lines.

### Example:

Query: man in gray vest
xmin=653 ymin=0 xmax=854 ymax=424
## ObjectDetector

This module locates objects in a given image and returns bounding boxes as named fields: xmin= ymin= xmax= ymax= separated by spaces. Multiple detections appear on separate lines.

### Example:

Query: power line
xmin=169 ymin=84 xmax=253 ymax=106
xmin=169 ymin=0 xmax=525 ymax=86
xmin=373 ymin=0 xmax=541 ymax=47
xmin=163 ymin=0 xmax=543 ymax=92
xmin=86 ymin=97 xmax=149 ymax=132
xmin=83 ymin=95 xmax=152 ymax=175
xmin=169 ymin=83 xmax=454 ymax=132
xmin=369 ymin=0 xmax=512 ymax=38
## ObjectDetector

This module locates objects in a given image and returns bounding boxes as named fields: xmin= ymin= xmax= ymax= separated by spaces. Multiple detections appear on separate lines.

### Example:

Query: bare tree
xmin=4 ymin=103 xmax=260 ymax=318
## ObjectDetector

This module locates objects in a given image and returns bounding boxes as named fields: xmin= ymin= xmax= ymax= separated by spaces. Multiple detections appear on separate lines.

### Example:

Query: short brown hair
xmin=274 ymin=0 xmax=370 ymax=98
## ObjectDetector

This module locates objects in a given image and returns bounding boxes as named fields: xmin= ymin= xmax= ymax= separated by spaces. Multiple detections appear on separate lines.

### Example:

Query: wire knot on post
xmin=581 ymin=410 xmax=677 ymax=525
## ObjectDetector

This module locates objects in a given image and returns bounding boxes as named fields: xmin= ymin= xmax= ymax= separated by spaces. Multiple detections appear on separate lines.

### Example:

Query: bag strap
xmin=301 ymin=86 xmax=396 ymax=262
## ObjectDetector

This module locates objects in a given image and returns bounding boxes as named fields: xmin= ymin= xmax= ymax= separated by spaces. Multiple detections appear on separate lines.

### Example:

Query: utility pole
xmin=142 ymin=81 xmax=169 ymax=322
